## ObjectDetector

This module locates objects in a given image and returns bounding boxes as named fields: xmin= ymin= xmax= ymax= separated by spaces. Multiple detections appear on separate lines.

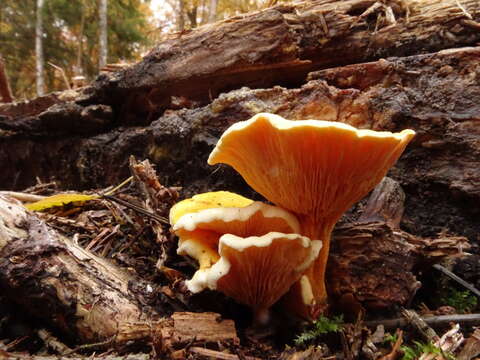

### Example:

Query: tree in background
xmin=36 ymin=0 xmax=45 ymax=96
xmin=1 ymin=0 xmax=287 ymax=100
xmin=98 ymin=0 xmax=108 ymax=69
xmin=0 ymin=0 xmax=153 ymax=99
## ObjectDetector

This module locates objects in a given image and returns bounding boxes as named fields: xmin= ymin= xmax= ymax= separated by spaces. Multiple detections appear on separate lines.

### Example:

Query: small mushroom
xmin=191 ymin=232 xmax=322 ymax=324
xmin=169 ymin=191 xmax=254 ymax=269
xmin=169 ymin=191 xmax=254 ymax=224
xmin=172 ymin=199 xmax=301 ymax=270
xmin=208 ymin=113 xmax=415 ymax=318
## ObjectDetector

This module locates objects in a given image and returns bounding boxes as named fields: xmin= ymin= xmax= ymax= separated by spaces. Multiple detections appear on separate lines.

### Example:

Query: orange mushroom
xmin=170 ymin=193 xmax=322 ymax=322
xmin=191 ymin=232 xmax=321 ymax=324
xmin=208 ymin=113 xmax=415 ymax=319
xmin=170 ymin=191 xmax=254 ymax=269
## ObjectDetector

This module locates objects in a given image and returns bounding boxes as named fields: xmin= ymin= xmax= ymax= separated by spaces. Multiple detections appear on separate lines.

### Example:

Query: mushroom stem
xmin=283 ymin=216 xmax=336 ymax=319
xmin=253 ymin=307 xmax=270 ymax=326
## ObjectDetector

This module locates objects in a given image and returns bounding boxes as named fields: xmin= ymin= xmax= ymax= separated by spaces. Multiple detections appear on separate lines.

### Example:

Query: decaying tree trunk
xmin=0 ymin=194 xmax=162 ymax=344
xmin=328 ymin=178 xmax=469 ymax=314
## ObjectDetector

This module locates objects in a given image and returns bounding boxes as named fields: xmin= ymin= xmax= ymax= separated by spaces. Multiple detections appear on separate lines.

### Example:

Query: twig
xmin=189 ymin=347 xmax=260 ymax=360
xmin=380 ymin=329 xmax=403 ymax=360
xmin=365 ymin=313 xmax=480 ymax=329
xmin=433 ymin=264 xmax=480 ymax=298
xmin=0 ymin=191 xmax=46 ymax=203
xmin=62 ymin=336 xmax=115 ymax=356
xmin=401 ymin=309 xmax=439 ymax=343
xmin=319 ymin=12 xmax=329 ymax=36
xmin=102 ymin=176 xmax=133 ymax=196
xmin=455 ymin=0 xmax=473 ymax=19
xmin=102 ymin=195 xmax=169 ymax=224
xmin=47 ymin=62 xmax=71 ymax=90
xmin=461 ymin=19 xmax=480 ymax=30
xmin=37 ymin=329 xmax=74 ymax=354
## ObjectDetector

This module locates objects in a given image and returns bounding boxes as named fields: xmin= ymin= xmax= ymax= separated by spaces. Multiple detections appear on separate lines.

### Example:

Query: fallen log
xmin=91 ymin=0 xmax=480 ymax=121
xmin=328 ymin=178 xmax=469 ymax=313
xmin=0 ymin=194 xmax=162 ymax=345
xmin=2 ymin=0 xmax=480 ymax=125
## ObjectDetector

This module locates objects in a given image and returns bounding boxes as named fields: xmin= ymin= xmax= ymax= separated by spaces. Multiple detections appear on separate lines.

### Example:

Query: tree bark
xmin=35 ymin=0 xmax=45 ymax=96
xmin=98 ymin=0 xmax=108 ymax=70
xmin=87 ymin=0 xmax=480 ymax=122
xmin=0 ymin=195 xmax=162 ymax=344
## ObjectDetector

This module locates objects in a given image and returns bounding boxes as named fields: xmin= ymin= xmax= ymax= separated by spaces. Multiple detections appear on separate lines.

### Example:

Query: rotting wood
xmin=357 ymin=177 xmax=405 ymax=229
xmin=457 ymin=329 xmax=480 ymax=360
xmin=401 ymin=308 xmax=439 ymax=343
xmin=168 ymin=312 xmax=239 ymax=346
xmin=0 ymin=47 xmax=478 ymax=257
xmin=89 ymin=0 xmax=480 ymax=122
xmin=0 ymin=194 xmax=163 ymax=345
xmin=328 ymin=175 xmax=470 ymax=312
xmin=2 ymin=0 xmax=480 ymax=125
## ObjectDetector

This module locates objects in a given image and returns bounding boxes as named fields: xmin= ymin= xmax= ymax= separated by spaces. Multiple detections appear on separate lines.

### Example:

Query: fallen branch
xmin=433 ymin=264 xmax=480 ymax=298
xmin=364 ymin=313 xmax=480 ymax=329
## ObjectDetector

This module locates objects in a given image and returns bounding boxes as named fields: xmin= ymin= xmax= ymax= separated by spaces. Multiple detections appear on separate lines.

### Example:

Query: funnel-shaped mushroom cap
xmin=208 ymin=113 xmax=415 ymax=223
xmin=187 ymin=232 xmax=322 ymax=322
xmin=208 ymin=113 xmax=415 ymax=318
xmin=172 ymin=199 xmax=301 ymax=271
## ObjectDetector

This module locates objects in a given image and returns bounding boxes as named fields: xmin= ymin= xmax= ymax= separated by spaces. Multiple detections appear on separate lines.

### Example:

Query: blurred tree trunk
xmin=0 ymin=54 xmax=13 ymax=103
xmin=35 ymin=0 xmax=45 ymax=96
xmin=177 ymin=0 xmax=185 ymax=31
xmin=98 ymin=0 xmax=108 ymax=69
xmin=207 ymin=0 xmax=218 ymax=23
xmin=75 ymin=0 xmax=86 ymax=77
xmin=186 ymin=5 xmax=198 ymax=28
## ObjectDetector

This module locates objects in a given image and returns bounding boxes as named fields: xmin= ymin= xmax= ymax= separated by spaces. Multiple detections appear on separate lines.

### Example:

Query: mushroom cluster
xmin=171 ymin=113 xmax=415 ymax=320
xmin=170 ymin=191 xmax=322 ymax=323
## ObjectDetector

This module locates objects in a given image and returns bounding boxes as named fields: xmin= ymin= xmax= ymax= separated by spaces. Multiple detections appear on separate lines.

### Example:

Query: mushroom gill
xmin=196 ymin=232 xmax=321 ymax=324
xmin=208 ymin=113 xmax=415 ymax=319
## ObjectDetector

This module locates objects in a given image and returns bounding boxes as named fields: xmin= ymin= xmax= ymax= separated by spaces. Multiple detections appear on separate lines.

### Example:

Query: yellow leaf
xmin=25 ymin=193 xmax=99 ymax=211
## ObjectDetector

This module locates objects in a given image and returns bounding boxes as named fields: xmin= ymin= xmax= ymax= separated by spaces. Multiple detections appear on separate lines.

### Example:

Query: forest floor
xmin=0 ymin=162 xmax=479 ymax=360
